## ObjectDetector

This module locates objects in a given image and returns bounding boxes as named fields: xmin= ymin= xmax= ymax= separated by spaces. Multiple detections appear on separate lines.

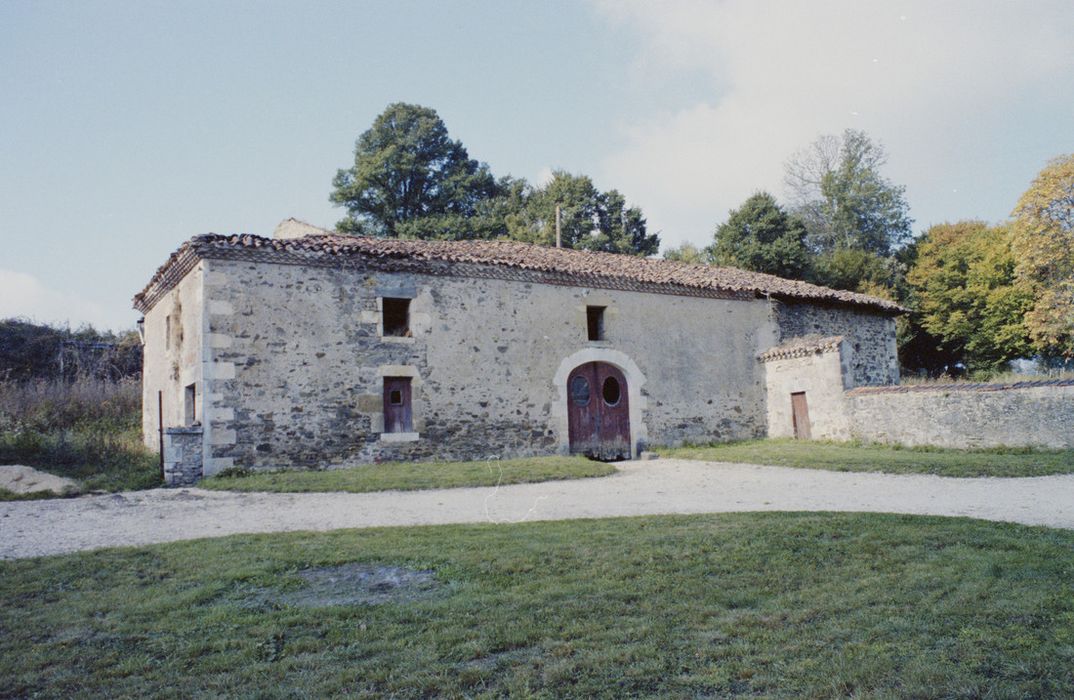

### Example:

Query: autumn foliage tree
xmin=1011 ymin=154 xmax=1074 ymax=359
xmin=907 ymin=221 xmax=1033 ymax=373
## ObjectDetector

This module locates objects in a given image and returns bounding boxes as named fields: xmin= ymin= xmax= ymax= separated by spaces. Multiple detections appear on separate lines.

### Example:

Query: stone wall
xmin=773 ymin=301 xmax=899 ymax=387
xmin=142 ymin=262 xmax=205 ymax=453
xmin=846 ymin=381 xmax=1074 ymax=449
xmin=163 ymin=426 xmax=203 ymax=486
xmin=192 ymin=257 xmax=785 ymax=472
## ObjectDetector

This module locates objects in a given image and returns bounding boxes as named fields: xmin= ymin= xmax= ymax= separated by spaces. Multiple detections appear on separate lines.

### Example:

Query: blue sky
xmin=2 ymin=0 xmax=1072 ymax=331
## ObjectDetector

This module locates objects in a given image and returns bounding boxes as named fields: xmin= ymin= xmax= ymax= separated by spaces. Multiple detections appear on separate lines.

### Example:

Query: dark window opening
xmin=586 ymin=305 xmax=606 ymax=341
xmin=383 ymin=298 xmax=411 ymax=337
xmin=383 ymin=377 xmax=413 ymax=433
xmin=184 ymin=383 xmax=196 ymax=425
xmin=602 ymin=376 xmax=621 ymax=406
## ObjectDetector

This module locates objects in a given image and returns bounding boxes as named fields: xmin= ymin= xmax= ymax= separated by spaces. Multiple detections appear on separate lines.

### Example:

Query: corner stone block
xmin=163 ymin=426 xmax=204 ymax=486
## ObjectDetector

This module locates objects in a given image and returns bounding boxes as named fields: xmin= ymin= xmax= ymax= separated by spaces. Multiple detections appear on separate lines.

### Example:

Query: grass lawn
xmin=660 ymin=439 xmax=1074 ymax=478
xmin=201 ymin=455 xmax=615 ymax=494
xmin=2 ymin=513 xmax=1073 ymax=697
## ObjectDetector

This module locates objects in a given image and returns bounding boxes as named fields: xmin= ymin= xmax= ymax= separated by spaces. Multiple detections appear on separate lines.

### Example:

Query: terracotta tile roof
xmin=758 ymin=335 xmax=845 ymax=362
xmin=847 ymin=378 xmax=1074 ymax=396
xmin=133 ymin=231 xmax=905 ymax=314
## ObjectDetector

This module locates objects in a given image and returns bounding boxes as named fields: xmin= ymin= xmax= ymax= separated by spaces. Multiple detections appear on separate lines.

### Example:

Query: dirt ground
xmin=3 ymin=458 xmax=1073 ymax=560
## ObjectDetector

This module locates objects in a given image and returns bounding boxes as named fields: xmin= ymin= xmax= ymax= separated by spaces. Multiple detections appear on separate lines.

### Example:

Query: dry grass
xmin=900 ymin=370 xmax=1074 ymax=386
xmin=0 ymin=377 xmax=159 ymax=494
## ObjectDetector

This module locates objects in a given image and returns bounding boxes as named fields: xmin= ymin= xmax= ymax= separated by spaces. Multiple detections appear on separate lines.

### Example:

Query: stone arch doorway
xmin=567 ymin=362 xmax=631 ymax=461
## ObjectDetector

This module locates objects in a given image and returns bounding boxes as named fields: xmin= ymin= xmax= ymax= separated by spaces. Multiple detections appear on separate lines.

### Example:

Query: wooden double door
xmin=567 ymin=362 xmax=631 ymax=461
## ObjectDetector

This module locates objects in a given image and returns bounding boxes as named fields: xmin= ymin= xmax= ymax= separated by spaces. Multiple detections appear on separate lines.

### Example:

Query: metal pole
xmin=157 ymin=391 xmax=164 ymax=480
xmin=555 ymin=205 xmax=562 ymax=248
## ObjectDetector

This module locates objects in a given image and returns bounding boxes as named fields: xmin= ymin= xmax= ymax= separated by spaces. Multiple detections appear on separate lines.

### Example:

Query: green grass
xmin=2 ymin=513 xmax=1073 ymax=697
xmin=202 ymin=455 xmax=615 ymax=493
xmin=660 ymin=438 xmax=1074 ymax=478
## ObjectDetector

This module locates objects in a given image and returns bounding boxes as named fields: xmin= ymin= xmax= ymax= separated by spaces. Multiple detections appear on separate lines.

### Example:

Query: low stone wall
xmin=164 ymin=426 xmax=204 ymax=485
xmin=846 ymin=380 xmax=1074 ymax=449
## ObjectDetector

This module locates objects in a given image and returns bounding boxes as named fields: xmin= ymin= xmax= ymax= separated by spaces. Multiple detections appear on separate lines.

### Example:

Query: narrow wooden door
xmin=567 ymin=362 xmax=630 ymax=460
xmin=791 ymin=392 xmax=811 ymax=440
xmin=383 ymin=377 xmax=413 ymax=433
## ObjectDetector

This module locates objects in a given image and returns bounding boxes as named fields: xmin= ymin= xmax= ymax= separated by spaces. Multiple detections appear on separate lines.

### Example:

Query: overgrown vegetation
xmin=203 ymin=455 xmax=614 ymax=493
xmin=2 ymin=513 xmax=1073 ymax=697
xmin=661 ymin=439 xmax=1074 ymax=478
xmin=0 ymin=317 xmax=141 ymax=382
xmin=0 ymin=377 xmax=159 ymax=494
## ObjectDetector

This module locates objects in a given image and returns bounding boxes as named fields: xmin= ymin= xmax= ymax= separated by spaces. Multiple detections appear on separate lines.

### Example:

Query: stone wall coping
xmin=847 ymin=378 xmax=1074 ymax=396
xmin=165 ymin=425 xmax=204 ymax=435
xmin=758 ymin=335 xmax=844 ymax=363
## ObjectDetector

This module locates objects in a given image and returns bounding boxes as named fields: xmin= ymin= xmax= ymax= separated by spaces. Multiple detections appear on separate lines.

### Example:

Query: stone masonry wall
xmin=773 ymin=301 xmax=899 ymax=387
xmin=846 ymin=381 xmax=1074 ymax=449
xmin=142 ymin=263 xmax=205 ymax=453
xmin=163 ymin=426 xmax=203 ymax=485
xmin=195 ymin=257 xmax=780 ymax=472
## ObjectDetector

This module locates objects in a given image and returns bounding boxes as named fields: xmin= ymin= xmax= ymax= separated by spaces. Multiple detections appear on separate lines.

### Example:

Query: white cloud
xmin=0 ymin=269 xmax=132 ymax=331
xmin=594 ymin=0 xmax=1074 ymax=249
xmin=534 ymin=166 xmax=556 ymax=187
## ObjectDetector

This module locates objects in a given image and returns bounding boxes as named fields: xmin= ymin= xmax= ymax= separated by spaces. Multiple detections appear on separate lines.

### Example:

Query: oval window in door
xmin=602 ymin=376 xmax=621 ymax=406
xmin=570 ymin=376 xmax=591 ymax=406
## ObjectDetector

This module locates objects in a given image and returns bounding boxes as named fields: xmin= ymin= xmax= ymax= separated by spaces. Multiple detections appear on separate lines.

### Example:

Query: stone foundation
xmin=164 ymin=426 xmax=204 ymax=485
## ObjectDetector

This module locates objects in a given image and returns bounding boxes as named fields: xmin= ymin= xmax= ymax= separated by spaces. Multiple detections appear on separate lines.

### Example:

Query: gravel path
xmin=3 ymin=458 xmax=1073 ymax=559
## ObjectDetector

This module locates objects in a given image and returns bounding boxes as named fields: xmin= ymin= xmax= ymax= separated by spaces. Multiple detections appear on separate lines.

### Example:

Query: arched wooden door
xmin=567 ymin=362 xmax=630 ymax=461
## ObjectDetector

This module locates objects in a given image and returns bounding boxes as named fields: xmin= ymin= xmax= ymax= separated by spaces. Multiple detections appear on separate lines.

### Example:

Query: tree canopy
xmin=1011 ymin=154 xmax=1074 ymax=358
xmin=907 ymin=221 xmax=1033 ymax=373
xmin=785 ymin=129 xmax=912 ymax=257
xmin=709 ymin=192 xmax=809 ymax=279
xmin=507 ymin=172 xmax=658 ymax=256
xmin=330 ymin=104 xmax=658 ymax=255
xmin=331 ymin=103 xmax=499 ymax=238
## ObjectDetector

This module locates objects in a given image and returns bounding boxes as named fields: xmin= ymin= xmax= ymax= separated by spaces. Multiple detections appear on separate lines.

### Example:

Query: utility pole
xmin=555 ymin=205 xmax=562 ymax=248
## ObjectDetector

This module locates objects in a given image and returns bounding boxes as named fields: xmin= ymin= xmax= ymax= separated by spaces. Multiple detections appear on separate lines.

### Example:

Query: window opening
xmin=602 ymin=376 xmax=621 ymax=406
xmin=586 ymin=305 xmax=606 ymax=341
xmin=382 ymin=298 xmax=411 ymax=337
xmin=184 ymin=383 xmax=196 ymax=424
xmin=383 ymin=377 xmax=413 ymax=433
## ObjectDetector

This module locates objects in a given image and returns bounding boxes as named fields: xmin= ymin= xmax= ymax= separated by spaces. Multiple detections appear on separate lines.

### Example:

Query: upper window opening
xmin=602 ymin=376 xmax=621 ymax=406
xmin=586 ymin=306 xmax=606 ymax=341
xmin=383 ymin=298 xmax=411 ymax=337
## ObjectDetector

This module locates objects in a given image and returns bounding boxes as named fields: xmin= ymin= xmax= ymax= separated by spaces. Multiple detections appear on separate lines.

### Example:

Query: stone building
xmin=134 ymin=220 xmax=903 ymax=483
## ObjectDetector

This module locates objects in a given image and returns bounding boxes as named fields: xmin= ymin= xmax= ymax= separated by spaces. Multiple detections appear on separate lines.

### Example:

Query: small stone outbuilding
xmin=134 ymin=220 xmax=902 ymax=482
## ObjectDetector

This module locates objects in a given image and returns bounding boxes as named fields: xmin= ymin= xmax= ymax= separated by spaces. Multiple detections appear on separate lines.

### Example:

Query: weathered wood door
xmin=383 ymin=377 xmax=413 ymax=433
xmin=791 ymin=392 xmax=811 ymax=440
xmin=567 ymin=362 xmax=630 ymax=460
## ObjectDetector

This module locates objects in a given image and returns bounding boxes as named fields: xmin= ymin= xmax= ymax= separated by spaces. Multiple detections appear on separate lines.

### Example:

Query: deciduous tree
xmin=907 ymin=221 xmax=1033 ymax=373
xmin=1011 ymin=154 xmax=1074 ymax=358
xmin=710 ymin=192 xmax=809 ymax=279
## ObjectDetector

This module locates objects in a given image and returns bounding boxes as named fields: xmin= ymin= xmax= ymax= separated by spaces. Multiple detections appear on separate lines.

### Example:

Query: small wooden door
xmin=567 ymin=362 xmax=630 ymax=460
xmin=383 ymin=377 xmax=413 ymax=433
xmin=791 ymin=392 xmax=811 ymax=440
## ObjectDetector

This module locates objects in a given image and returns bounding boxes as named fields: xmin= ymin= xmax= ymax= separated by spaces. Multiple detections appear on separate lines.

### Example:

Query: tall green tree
xmin=509 ymin=171 xmax=659 ymax=256
xmin=662 ymin=243 xmax=709 ymax=264
xmin=1011 ymin=154 xmax=1074 ymax=358
xmin=907 ymin=221 xmax=1033 ymax=373
xmin=709 ymin=192 xmax=809 ymax=279
xmin=331 ymin=103 xmax=499 ymax=237
xmin=785 ymin=129 xmax=913 ymax=257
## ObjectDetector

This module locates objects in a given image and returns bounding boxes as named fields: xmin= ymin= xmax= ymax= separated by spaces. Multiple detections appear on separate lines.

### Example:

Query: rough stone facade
xmin=137 ymin=230 xmax=903 ymax=475
xmin=773 ymin=301 xmax=899 ymax=387
xmin=163 ymin=426 xmax=203 ymax=486
xmin=846 ymin=381 xmax=1074 ymax=449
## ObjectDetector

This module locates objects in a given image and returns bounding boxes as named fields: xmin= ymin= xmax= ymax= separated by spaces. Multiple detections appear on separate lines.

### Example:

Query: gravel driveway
xmin=3 ymin=458 xmax=1073 ymax=559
